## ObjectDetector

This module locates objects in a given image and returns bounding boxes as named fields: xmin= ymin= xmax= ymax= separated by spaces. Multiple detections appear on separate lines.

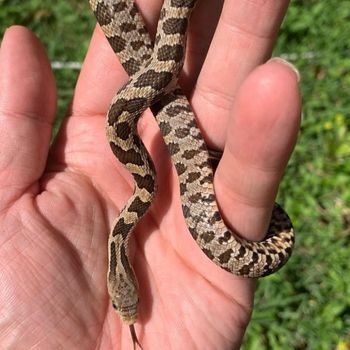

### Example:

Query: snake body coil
xmin=89 ymin=0 xmax=295 ymax=344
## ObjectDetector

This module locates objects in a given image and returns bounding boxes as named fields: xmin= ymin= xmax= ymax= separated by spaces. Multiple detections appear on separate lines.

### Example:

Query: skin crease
xmin=0 ymin=0 xmax=301 ymax=349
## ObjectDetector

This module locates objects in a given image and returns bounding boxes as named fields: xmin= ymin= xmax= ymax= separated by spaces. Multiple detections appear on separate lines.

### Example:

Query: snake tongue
xmin=130 ymin=324 xmax=144 ymax=350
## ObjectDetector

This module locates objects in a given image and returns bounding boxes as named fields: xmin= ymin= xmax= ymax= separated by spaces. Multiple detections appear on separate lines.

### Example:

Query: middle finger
xmin=192 ymin=0 xmax=290 ymax=148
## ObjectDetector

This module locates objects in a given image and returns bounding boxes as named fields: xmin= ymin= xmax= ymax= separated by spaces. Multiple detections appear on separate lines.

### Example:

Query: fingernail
xmin=269 ymin=57 xmax=300 ymax=82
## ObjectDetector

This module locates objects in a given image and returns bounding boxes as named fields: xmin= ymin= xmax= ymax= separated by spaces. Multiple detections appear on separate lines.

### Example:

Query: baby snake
xmin=89 ymin=0 xmax=295 ymax=348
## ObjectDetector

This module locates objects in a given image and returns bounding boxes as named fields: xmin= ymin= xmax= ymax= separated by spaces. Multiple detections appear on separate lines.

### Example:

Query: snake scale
xmin=89 ymin=0 xmax=295 ymax=347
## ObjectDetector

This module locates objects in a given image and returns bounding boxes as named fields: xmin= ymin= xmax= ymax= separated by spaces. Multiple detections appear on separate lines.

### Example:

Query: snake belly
xmin=89 ymin=0 xmax=295 ymax=325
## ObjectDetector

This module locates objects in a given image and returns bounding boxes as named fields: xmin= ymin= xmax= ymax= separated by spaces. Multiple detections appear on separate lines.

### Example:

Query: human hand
xmin=0 ymin=0 xmax=300 ymax=349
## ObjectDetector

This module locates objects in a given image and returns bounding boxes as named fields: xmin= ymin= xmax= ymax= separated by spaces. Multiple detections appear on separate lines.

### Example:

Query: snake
xmin=88 ymin=0 xmax=295 ymax=348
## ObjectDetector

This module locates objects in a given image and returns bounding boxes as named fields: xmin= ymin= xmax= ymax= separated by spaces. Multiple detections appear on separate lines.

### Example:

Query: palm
xmin=0 ymin=0 xmax=300 ymax=349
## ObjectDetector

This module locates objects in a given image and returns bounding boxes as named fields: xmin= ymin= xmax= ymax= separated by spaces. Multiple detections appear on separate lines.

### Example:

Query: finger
xmin=0 ymin=26 xmax=56 ymax=205
xmin=71 ymin=25 xmax=128 ymax=117
xmin=214 ymin=59 xmax=301 ymax=241
xmin=180 ymin=0 xmax=224 ymax=90
xmin=192 ymin=0 xmax=290 ymax=148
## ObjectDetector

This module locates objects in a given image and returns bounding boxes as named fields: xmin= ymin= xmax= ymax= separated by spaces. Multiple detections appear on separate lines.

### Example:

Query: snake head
xmin=108 ymin=271 xmax=139 ymax=325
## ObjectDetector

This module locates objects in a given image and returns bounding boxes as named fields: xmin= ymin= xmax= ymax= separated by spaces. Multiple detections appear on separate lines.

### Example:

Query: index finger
xmin=71 ymin=25 xmax=128 ymax=117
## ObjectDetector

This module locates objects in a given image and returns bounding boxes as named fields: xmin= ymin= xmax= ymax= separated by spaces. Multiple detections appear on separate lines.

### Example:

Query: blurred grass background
xmin=1 ymin=0 xmax=350 ymax=349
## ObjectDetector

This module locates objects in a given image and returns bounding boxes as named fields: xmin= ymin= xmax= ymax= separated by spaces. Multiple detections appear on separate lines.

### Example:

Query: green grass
xmin=1 ymin=0 xmax=350 ymax=349
xmin=0 ymin=0 xmax=94 ymax=124
xmin=244 ymin=2 xmax=350 ymax=349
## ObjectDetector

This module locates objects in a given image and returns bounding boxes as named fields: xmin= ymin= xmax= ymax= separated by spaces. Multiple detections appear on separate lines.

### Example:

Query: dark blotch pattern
xmin=112 ymin=217 xmax=134 ymax=238
xmin=174 ymin=162 xmax=186 ymax=175
xmin=182 ymin=204 xmax=191 ymax=218
xmin=238 ymin=246 xmax=247 ymax=258
xmin=107 ymin=35 xmax=127 ymax=54
xmin=252 ymin=252 xmax=259 ymax=263
xmin=218 ymin=231 xmax=232 ymax=244
xmin=159 ymin=121 xmax=172 ymax=136
xmin=188 ymin=192 xmax=201 ymax=203
xmin=108 ymin=97 xmax=146 ymax=125
xmin=265 ymin=254 xmax=273 ymax=266
xmin=110 ymin=142 xmax=144 ymax=166
xmin=162 ymin=18 xmax=188 ymax=35
xmin=129 ymin=4 xmax=137 ymax=17
xmin=175 ymin=127 xmax=190 ymax=139
xmin=120 ymin=22 xmax=136 ymax=32
xmin=200 ymin=175 xmax=212 ymax=185
xmin=268 ymin=248 xmax=278 ymax=255
xmin=124 ymin=58 xmax=141 ymax=76
xmin=239 ymin=265 xmax=251 ymax=276
xmin=116 ymin=122 xmax=131 ymax=141
xmin=192 ymin=130 xmax=204 ymax=141
xmin=209 ymin=211 xmax=221 ymax=225
xmin=166 ymin=104 xmax=190 ymax=117
xmin=130 ymin=40 xmax=145 ymax=51
xmin=133 ymin=174 xmax=155 ymax=193
xmin=187 ymin=118 xmax=199 ymax=129
xmin=278 ymin=252 xmax=286 ymax=262
xmin=126 ymin=97 xmax=148 ymax=113
xmin=135 ymin=70 xmax=173 ymax=90
xmin=201 ymin=194 xmax=216 ymax=204
xmin=142 ymin=53 xmax=152 ymax=62
xmin=138 ymin=26 xmax=148 ymax=35
xmin=128 ymin=197 xmax=150 ymax=216
xmin=218 ymin=249 xmax=233 ymax=264
xmin=187 ymin=172 xmax=201 ymax=183
xmin=171 ymin=0 xmax=196 ymax=8
xmin=180 ymin=183 xmax=187 ymax=196
xmin=113 ymin=2 xmax=127 ymax=12
xmin=167 ymin=142 xmax=181 ymax=155
xmin=201 ymin=231 xmax=215 ymax=243
xmin=95 ymin=2 xmax=112 ymax=26
xmin=109 ymin=241 xmax=117 ymax=274
xmin=157 ymin=44 xmax=183 ymax=63
xmin=159 ymin=8 xmax=166 ymax=20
